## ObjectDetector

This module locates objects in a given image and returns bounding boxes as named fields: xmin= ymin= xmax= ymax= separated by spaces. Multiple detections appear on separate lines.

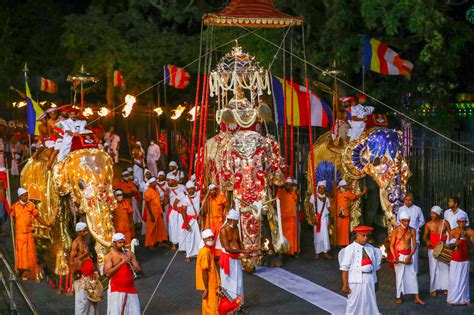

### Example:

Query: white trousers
xmin=168 ymin=209 xmax=181 ymax=245
xmin=427 ymin=249 xmax=449 ymax=292
xmin=220 ymin=257 xmax=244 ymax=301
xmin=107 ymin=287 xmax=141 ymax=315
xmin=74 ymin=283 xmax=98 ymax=315
xmin=313 ymin=217 xmax=330 ymax=254
xmin=346 ymin=273 xmax=380 ymax=315
xmin=394 ymin=253 xmax=419 ymax=298
xmin=447 ymin=260 xmax=470 ymax=305
xmin=184 ymin=219 xmax=201 ymax=258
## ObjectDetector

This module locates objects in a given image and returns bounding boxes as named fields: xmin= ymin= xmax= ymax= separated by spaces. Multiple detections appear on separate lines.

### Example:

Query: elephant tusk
xmin=86 ymin=214 xmax=112 ymax=248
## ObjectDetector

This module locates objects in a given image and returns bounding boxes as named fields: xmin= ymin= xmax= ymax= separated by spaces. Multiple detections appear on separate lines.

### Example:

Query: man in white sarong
xmin=447 ymin=212 xmax=473 ymax=306
xmin=217 ymin=209 xmax=248 ymax=307
xmin=347 ymin=95 xmax=374 ymax=141
xmin=155 ymin=171 xmax=169 ymax=230
xmin=396 ymin=193 xmax=425 ymax=274
xmin=422 ymin=206 xmax=450 ymax=296
xmin=390 ymin=210 xmax=425 ymax=305
xmin=309 ymin=180 xmax=331 ymax=259
xmin=104 ymin=233 xmax=141 ymax=315
xmin=444 ymin=196 xmax=469 ymax=230
xmin=146 ymin=140 xmax=160 ymax=177
xmin=178 ymin=181 xmax=202 ymax=262
xmin=58 ymin=107 xmax=86 ymax=161
xmin=166 ymin=173 xmax=186 ymax=251
xmin=339 ymin=225 xmax=382 ymax=315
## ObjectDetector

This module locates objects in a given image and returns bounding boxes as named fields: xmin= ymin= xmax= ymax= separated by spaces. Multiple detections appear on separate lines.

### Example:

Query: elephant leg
xmin=260 ymin=214 xmax=283 ymax=268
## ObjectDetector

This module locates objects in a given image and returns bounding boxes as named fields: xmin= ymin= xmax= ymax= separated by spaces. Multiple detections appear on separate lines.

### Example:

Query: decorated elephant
xmin=20 ymin=147 xmax=115 ymax=278
xmin=202 ymin=44 xmax=288 ymax=272
xmin=305 ymin=128 xmax=411 ymax=237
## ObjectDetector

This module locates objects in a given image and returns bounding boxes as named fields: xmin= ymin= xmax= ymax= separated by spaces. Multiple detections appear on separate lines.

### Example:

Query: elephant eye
xmin=373 ymin=157 xmax=381 ymax=166
xmin=78 ymin=179 xmax=86 ymax=190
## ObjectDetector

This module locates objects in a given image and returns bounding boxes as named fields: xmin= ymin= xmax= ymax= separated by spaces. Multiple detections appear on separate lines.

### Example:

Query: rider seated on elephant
xmin=328 ymin=108 xmax=350 ymax=148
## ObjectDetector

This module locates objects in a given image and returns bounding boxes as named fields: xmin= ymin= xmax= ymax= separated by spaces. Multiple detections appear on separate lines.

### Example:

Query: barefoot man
xmin=422 ymin=205 xmax=450 ymax=296
xmin=390 ymin=210 xmax=425 ymax=305
xmin=196 ymin=229 xmax=220 ymax=315
xmin=104 ymin=233 xmax=141 ymax=314
xmin=217 ymin=209 xmax=248 ymax=309
xmin=70 ymin=222 xmax=92 ymax=274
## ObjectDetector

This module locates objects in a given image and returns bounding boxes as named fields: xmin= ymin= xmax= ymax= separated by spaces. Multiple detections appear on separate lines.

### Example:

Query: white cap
xmin=17 ymin=188 xmax=27 ymax=196
xmin=226 ymin=209 xmax=240 ymax=221
xmin=147 ymin=177 xmax=157 ymax=185
xmin=0 ymin=166 xmax=6 ymax=172
xmin=456 ymin=212 xmax=468 ymax=222
xmin=158 ymin=171 xmax=165 ymax=177
xmin=75 ymin=222 xmax=87 ymax=232
xmin=208 ymin=184 xmax=217 ymax=190
xmin=284 ymin=177 xmax=293 ymax=184
xmin=169 ymin=161 xmax=178 ymax=168
xmin=430 ymin=205 xmax=442 ymax=215
xmin=127 ymin=167 xmax=133 ymax=173
xmin=338 ymin=180 xmax=347 ymax=187
xmin=201 ymin=229 xmax=214 ymax=239
xmin=136 ymin=141 xmax=141 ymax=146
xmin=112 ymin=233 xmax=126 ymax=242
xmin=122 ymin=170 xmax=129 ymax=176
xmin=399 ymin=210 xmax=410 ymax=220
xmin=166 ymin=173 xmax=177 ymax=181
xmin=317 ymin=180 xmax=326 ymax=188
xmin=114 ymin=190 xmax=123 ymax=196
xmin=185 ymin=181 xmax=195 ymax=189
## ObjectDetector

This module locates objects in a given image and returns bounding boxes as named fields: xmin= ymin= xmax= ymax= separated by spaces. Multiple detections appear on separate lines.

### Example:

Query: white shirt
xmin=309 ymin=195 xmax=330 ymax=218
xmin=155 ymin=182 xmax=168 ymax=200
xmin=133 ymin=164 xmax=145 ymax=186
xmin=146 ymin=143 xmax=161 ymax=163
xmin=177 ymin=191 xmax=201 ymax=216
xmin=396 ymin=204 xmax=425 ymax=242
xmin=444 ymin=208 xmax=469 ymax=229
xmin=350 ymin=103 xmax=375 ymax=120
xmin=62 ymin=119 xmax=86 ymax=134
xmin=168 ymin=185 xmax=186 ymax=207
xmin=339 ymin=242 xmax=382 ymax=284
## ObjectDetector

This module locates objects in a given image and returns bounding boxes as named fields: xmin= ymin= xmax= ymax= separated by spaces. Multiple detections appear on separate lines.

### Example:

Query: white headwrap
xmin=127 ymin=167 xmax=133 ymax=173
xmin=169 ymin=161 xmax=178 ymax=168
xmin=147 ymin=177 xmax=157 ymax=185
xmin=202 ymin=229 xmax=214 ymax=239
xmin=338 ymin=180 xmax=347 ymax=187
xmin=208 ymin=184 xmax=217 ymax=190
xmin=317 ymin=180 xmax=326 ymax=188
xmin=158 ymin=171 xmax=165 ymax=177
xmin=122 ymin=170 xmax=129 ymax=176
xmin=136 ymin=141 xmax=141 ymax=146
xmin=75 ymin=222 xmax=87 ymax=232
xmin=284 ymin=177 xmax=293 ymax=184
xmin=112 ymin=233 xmax=126 ymax=242
xmin=430 ymin=205 xmax=442 ymax=215
xmin=226 ymin=209 xmax=240 ymax=221
xmin=456 ymin=212 xmax=468 ymax=222
xmin=399 ymin=210 xmax=410 ymax=220
xmin=185 ymin=181 xmax=195 ymax=189
xmin=166 ymin=173 xmax=177 ymax=181
xmin=17 ymin=188 xmax=27 ymax=196
xmin=114 ymin=190 xmax=123 ymax=196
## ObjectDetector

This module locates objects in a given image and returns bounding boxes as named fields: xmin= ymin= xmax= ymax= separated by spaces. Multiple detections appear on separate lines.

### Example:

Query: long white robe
xmin=74 ymin=280 xmax=98 ymax=315
xmin=219 ymin=249 xmax=244 ymax=302
xmin=447 ymin=260 xmax=470 ymax=304
xmin=177 ymin=192 xmax=202 ymax=258
xmin=347 ymin=104 xmax=374 ymax=141
xmin=428 ymin=249 xmax=449 ymax=292
xmin=310 ymin=195 xmax=330 ymax=254
xmin=394 ymin=253 xmax=419 ymax=298
xmin=168 ymin=185 xmax=185 ymax=245
xmin=59 ymin=119 xmax=86 ymax=161
xmin=107 ymin=286 xmax=140 ymax=315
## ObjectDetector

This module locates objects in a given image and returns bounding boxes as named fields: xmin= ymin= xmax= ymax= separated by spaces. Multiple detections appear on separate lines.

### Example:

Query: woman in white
xmin=309 ymin=180 xmax=331 ymax=259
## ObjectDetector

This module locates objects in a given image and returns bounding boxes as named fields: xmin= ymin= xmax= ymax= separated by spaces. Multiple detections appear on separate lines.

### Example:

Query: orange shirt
xmin=209 ymin=194 xmax=227 ymax=219
xmin=196 ymin=246 xmax=220 ymax=291
xmin=11 ymin=201 xmax=38 ymax=234
xmin=276 ymin=188 xmax=297 ymax=217
xmin=114 ymin=200 xmax=133 ymax=231
xmin=336 ymin=190 xmax=357 ymax=216
xmin=114 ymin=180 xmax=138 ymax=196
xmin=144 ymin=187 xmax=163 ymax=215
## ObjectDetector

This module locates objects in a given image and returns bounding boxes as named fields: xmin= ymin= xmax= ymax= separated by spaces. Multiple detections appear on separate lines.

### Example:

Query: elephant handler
xmin=113 ymin=190 xmax=134 ymax=245
xmin=11 ymin=188 xmax=47 ymax=280
xmin=104 ymin=233 xmax=141 ymax=315
xmin=390 ymin=210 xmax=425 ymax=305
xmin=339 ymin=225 xmax=382 ymax=315
xmin=144 ymin=177 xmax=168 ymax=248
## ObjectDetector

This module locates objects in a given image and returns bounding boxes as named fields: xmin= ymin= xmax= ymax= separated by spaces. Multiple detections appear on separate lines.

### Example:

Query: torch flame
xmin=153 ymin=107 xmax=163 ymax=116
xmin=188 ymin=105 xmax=199 ymax=121
xmin=380 ymin=245 xmax=388 ymax=258
xmin=83 ymin=107 xmax=94 ymax=117
xmin=13 ymin=101 xmax=27 ymax=108
xmin=171 ymin=105 xmax=186 ymax=120
xmin=98 ymin=107 xmax=110 ymax=117
xmin=263 ymin=238 xmax=270 ymax=251
xmin=122 ymin=94 xmax=136 ymax=118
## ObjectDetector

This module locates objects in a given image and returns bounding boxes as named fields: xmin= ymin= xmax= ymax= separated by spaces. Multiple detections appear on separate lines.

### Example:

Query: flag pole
xmin=23 ymin=63 xmax=32 ymax=156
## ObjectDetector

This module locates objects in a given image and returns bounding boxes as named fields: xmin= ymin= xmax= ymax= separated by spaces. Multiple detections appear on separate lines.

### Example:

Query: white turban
xmin=208 ymin=184 xmax=217 ymax=190
xmin=127 ymin=167 xmax=133 ymax=173
xmin=0 ymin=166 xmax=5 ymax=172
xmin=399 ymin=210 xmax=410 ymax=220
xmin=292 ymin=179 xmax=298 ymax=184
xmin=201 ymin=229 xmax=214 ymax=239
xmin=158 ymin=171 xmax=165 ymax=177
xmin=185 ymin=181 xmax=195 ymax=189
xmin=147 ymin=177 xmax=157 ymax=185
xmin=114 ymin=190 xmax=123 ymax=196
xmin=112 ymin=233 xmax=126 ymax=242
xmin=456 ymin=212 xmax=468 ymax=222
xmin=75 ymin=222 xmax=87 ymax=232
xmin=169 ymin=161 xmax=178 ymax=168
xmin=226 ymin=209 xmax=240 ymax=221
xmin=284 ymin=177 xmax=293 ymax=184
xmin=17 ymin=188 xmax=27 ymax=196
xmin=122 ymin=170 xmax=129 ymax=176
xmin=166 ymin=173 xmax=177 ymax=181
xmin=191 ymin=174 xmax=196 ymax=181
xmin=317 ymin=180 xmax=326 ymax=188
xmin=430 ymin=205 xmax=442 ymax=215
xmin=338 ymin=180 xmax=347 ymax=187
xmin=45 ymin=140 xmax=55 ymax=148
xmin=136 ymin=141 xmax=141 ymax=146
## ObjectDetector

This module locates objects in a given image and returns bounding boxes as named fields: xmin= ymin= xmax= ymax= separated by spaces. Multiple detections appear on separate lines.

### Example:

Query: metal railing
xmin=0 ymin=254 xmax=39 ymax=315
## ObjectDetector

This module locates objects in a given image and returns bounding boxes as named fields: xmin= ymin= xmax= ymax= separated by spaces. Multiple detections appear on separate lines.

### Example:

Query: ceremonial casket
xmin=71 ymin=131 xmax=98 ymax=152
xmin=365 ymin=114 xmax=388 ymax=130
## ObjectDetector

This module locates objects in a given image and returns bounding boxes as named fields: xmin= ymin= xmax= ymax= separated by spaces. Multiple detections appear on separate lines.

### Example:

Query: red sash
xmin=361 ymin=257 xmax=372 ymax=266
xmin=452 ymin=239 xmax=469 ymax=262
xmin=428 ymin=233 xmax=440 ymax=250
xmin=315 ymin=213 xmax=322 ymax=232
xmin=181 ymin=215 xmax=198 ymax=229
xmin=80 ymin=258 xmax=94 ymax=277
xmin=218 ymin=252 xmax=240 ymax=275
xmin=398 ymin=249 xmax=411 ymax=255
xmin=110 ymin=263 xmax=137 ymax=294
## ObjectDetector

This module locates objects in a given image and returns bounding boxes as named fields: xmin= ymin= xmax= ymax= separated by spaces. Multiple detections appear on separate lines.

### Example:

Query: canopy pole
xmin=289 ymin=27 xmax=295 ymax=178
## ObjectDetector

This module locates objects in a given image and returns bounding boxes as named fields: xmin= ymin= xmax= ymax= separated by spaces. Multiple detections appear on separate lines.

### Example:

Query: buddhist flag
xmin=164 ymin=64 xmax=190 ymax=89
xmin=114 ymin=70 xmax=124 ymax=88
xmin=363 ymin=36 xmax=413 ymax=78
xmin=40 ymin=77 xmax=57 ymax=93
xmin=272 ymin=77 xmax=332 ymax=127
xmin=25 ymin=80 xmax=44 ymax=135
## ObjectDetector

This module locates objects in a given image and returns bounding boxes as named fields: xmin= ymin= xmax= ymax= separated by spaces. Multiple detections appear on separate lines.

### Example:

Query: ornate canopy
xmin=203 ymin=0 xmax=303 ymax=28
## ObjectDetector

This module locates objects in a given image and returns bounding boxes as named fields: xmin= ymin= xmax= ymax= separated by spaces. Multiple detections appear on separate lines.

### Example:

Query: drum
xmin=432 ymin=242 xmax=452 ymax=265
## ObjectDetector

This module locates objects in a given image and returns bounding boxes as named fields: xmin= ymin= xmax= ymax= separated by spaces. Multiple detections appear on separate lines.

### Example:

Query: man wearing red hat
xmin=347 ymin=94 xmax=374 ymax=141
xmin=58 ymin=107 xmax=87 ymax=161
xmin=338 ymin=225 xmax=382 ymax=314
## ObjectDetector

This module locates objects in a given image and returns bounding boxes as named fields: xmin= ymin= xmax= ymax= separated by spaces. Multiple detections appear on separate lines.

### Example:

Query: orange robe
xmin=114 ymin=180 xmax=139 ymax=237
xmin=335 ymin=190 xmax=357 ymax=246
xmin=196 ymin=246 xmax=220 ymax=315
xmin=144 ymin=187 xmax=167 ymax=247
xmin=277 ymin=189 xmax=298 ymax=255
xmin=11 ymin=201 xmax=39 ymax=278
xmin=207 ymin=194 xmax=227 ymax=237
xmin=114 ymin=200 xmax=133 ymax=244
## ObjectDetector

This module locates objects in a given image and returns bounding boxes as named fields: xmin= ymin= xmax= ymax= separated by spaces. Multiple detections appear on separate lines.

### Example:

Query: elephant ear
xmin=342 ymin=139 xmax=368 ymax=179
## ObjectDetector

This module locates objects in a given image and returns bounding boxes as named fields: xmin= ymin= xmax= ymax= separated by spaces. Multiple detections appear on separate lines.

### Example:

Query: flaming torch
xmin=188 ymin=105 xmax=199 ymax=121
xmin=98 ymin=107 xmax=110 ymax=117
xmin=122 ymin=94 xmax=136 ymax=118
xmin=83 ymin=107 xmax=94 ymax=117
xmin=171 ymin=105 xmax=186 ymax=120
xmin=153 ymin=107 xmax=163 ymax=116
